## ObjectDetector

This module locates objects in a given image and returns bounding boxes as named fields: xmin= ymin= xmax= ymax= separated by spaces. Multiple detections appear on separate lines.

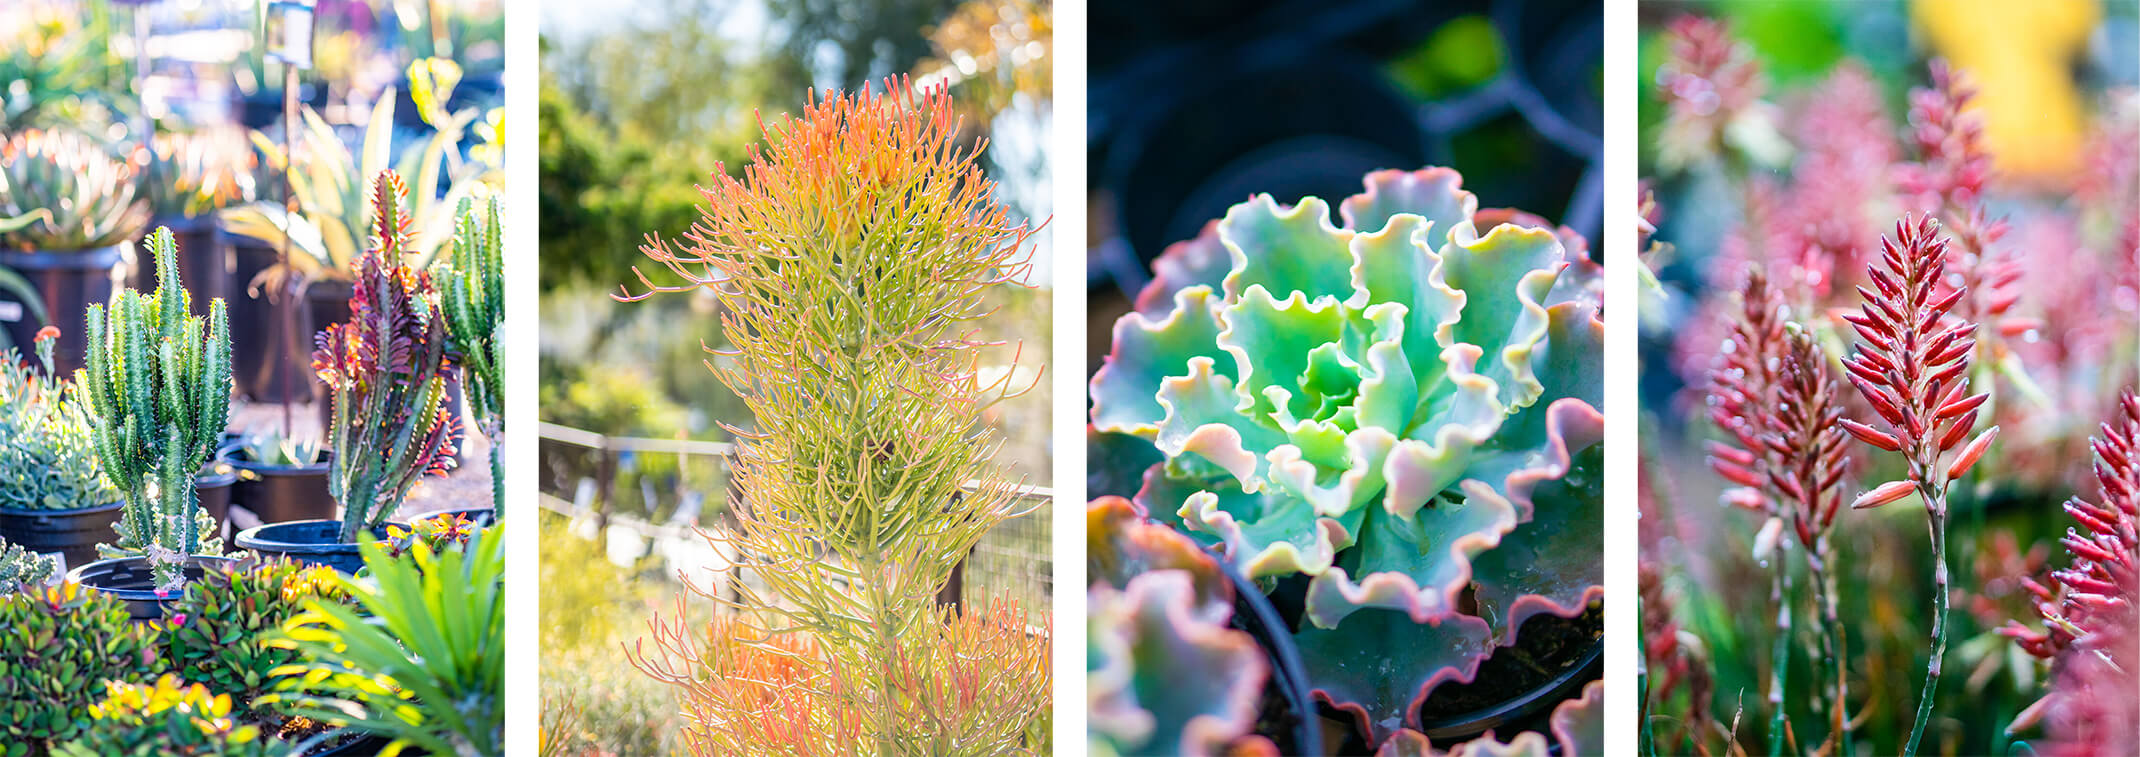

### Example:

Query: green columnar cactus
xmin=76 ymin=227 xmax=232 ymax=586
xmin=0 ymin=332 xmax=118 ymax=510
xmin=1091 ymin=167 xmax=1604 ymax=745
xmin=313 ymin=171 xmax=460 ymax=544
xmin=437 ymin=195 xmax=504 ymax=513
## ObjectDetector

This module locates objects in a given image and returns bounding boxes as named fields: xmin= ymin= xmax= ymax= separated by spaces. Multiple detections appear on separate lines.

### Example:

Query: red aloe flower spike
xmin=1843 ymin=213 xmax=1996 ymax=757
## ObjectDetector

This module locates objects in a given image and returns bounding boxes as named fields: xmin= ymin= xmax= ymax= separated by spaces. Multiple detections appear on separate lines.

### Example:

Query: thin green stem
xmin=1769 ymin=542 xmax=1792 ymax=757
xmin=1809 ymin=547 xmax=1850 ymax=757
xmin=1904 ymin=503 xmax=1948 ymax=757
xmin=1639 ymin=588 xmax=1657 ymax=757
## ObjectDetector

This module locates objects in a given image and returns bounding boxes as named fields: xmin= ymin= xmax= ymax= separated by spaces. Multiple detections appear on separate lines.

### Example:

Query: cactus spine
xmin=314 ymin=172 xmax=459 ymax=544
xmin=437 ymin=196 xmax=504 ymax=514
xmin=76 ymin=227 xmax=233 ymax=586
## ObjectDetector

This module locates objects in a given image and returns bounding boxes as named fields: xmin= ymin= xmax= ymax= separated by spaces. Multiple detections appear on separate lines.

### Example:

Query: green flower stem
xmin=1808 ymin=543 xmax=1850 ymax=757
xmin=1769 ymin=541 xmax=1792 ymax=757
xmin=1904 ymin=497 xmax=1948 ymax=757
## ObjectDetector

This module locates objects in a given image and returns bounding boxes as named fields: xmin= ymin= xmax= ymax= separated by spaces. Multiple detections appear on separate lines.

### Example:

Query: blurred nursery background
xmin=1638 ymin=0 xmax=2137 ymax=755
xmin=535 ymin=0 xmax=1053 ymax=752
xmin=0 ymin=0 xmax=504 ymax=527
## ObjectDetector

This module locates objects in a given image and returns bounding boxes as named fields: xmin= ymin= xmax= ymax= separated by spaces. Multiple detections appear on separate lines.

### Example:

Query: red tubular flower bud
xmin=1711 ymin=459 xmax=1764 ymax=488
xmin=1944 ymin=426 xmax=1998 ymax=480
xmin=1853 ymin=479 xmax=1917 ymax=509
xmin=1938 ymin=409 xmax=1978 ymax=450
xmin=1840 ymin=418 xmax=1902 ymax=451
xmin=1926 ymin=286 xmax=1966 ymax=318
xmin=1937 ymin=392 xmax=1988 ymax=421
xmin=1705 ymin=440 xmax=1756 ymax=466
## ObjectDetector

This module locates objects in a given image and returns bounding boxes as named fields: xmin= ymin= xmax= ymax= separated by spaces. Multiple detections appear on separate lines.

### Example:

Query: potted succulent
xmin=220 ymin=66 xmax=490 ymax=403
xmin=67 ymin=227 xmax=239 ymax=620
xmin=618 ymin=80 xmax=1052 ymax=753
xmin=432 ymin=194 xmax=504 ymax=523
xmin=135 ymin=127 xmax=258 ymax=304
xmin=0 ymin=129 xmax=151 ymax=375
xmin=0 ymin=329 xmax=123 ymax=569
xmin=233 ymin=171 xmax=459 ymax=574
xmin=1087 ymin=167 xmax=1605 ymax=752
xmin=227 ymin=426 xmax=336 ymax=524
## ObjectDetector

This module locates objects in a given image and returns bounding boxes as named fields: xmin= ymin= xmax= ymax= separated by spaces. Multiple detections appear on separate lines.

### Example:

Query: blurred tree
xmin=774 ymin=0 xmax=961 ymax=89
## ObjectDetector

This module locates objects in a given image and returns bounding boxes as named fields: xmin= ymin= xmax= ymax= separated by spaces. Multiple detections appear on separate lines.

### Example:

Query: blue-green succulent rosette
xmin=1090 ymin=167 xmax=1604 ymax=742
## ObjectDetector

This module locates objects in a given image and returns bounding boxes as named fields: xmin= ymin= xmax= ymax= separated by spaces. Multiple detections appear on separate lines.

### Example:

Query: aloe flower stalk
xmin=618 ymin=79 xmax=1049 ymax=755
xmin=313 ymin=171 xmax=461 ymax=544
xmin=1839 ymin=214 xmax=1998 ymax=757
xmin=437 ymin=196 xmax=505 ymax=514
xmin=2001 ymin=391 xmax=2140 ymax=756
xmin=75 ymin=227 xmax=232 ymax=587
xmin=1767 ymin=329 xmax=1853 ymax=754
xmin=1091 ymin=166 xmax=1603 ymax=746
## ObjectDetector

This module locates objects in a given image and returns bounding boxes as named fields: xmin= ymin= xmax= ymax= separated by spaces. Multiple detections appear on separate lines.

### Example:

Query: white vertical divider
xmin=1603 ymin=0 xmax=1640 ymax=753
xmin=1050 ymin=0 xmax=1090 ymax=751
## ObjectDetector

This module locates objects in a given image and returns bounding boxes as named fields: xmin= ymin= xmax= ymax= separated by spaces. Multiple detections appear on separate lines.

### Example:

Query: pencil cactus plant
xmin=76 ymin=227 xmax=232 ymax=587
xmin=313 ymin=171 xmax=461 ymax=544
xmin=437 ymin=195 xmax=505 ymax=513
xmin=1090 ymin=166 xmax=1605 ymax=747
xmin=619 ymin=78 xmax=1052 ymax=755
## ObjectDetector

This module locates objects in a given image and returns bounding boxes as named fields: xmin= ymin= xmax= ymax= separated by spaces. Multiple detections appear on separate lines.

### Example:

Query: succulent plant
xmin=617 ymin=79 xmax=1051 ymax=755
xmin=0 ymin=582 xmax=167 ymax=752
xmin=0 ymin=330 xmax=119 ymax=510
xmin=313 ymin=171 xmax=461 ymax=544
xmin=1090 ymin=166 xmax=1603 ymax=745
xmin=0 ymin=538 xmax=56 ymax=594
xmin=236 ymin=424 xmax=322 ymax=467
xmin=52 ymin=674 xmax=272 ymax=757
xmin=437 ymin=195 xmax=505 ymax=513
xmin=220 ymin=66 xmax=492 ymax=291
xmin=1087 ymin=497 xmax=1274 ymax=757
xmin=0 ymin=128 xmax=149 ymax=251
xmin=139 ymin=128 xmax=258 ymax=220
xmin=76 ymin=227 xmax=233 ymax=587
xmin=164 ymin=560 xmax=348 ymax=727
xmin=267 ymin=529 xmax=504 ymax=756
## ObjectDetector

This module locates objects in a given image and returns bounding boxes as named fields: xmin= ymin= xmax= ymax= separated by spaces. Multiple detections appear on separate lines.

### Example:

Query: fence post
xmin=592 ymin=446 xmax=618 ymax=533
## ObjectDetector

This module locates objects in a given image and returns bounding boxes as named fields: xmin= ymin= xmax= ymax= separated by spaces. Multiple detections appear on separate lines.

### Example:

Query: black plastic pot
xmin=233 ymin=519 xmax=404 ymax=574
xmin=68 ymin=555 xmax=243 ymax=621
xmin=226 ymin=234 xmax=350 ymax=403
xmin=0 ymin=501 xmax=124 ymax=570
xmin=196 ymin=462 xmax=238 ymax=539
xmin=0 ymin=244 xmax=130 ymax=375
xmin=1224 ymin=561 xmax=1325 ymax=755
xmin=230 ymin=451 xmax=335 ymax=524
xmin=135 ymin=216 xmax=232 ymax=308
xmin=290 ymin=728 xmax=414 ymax=757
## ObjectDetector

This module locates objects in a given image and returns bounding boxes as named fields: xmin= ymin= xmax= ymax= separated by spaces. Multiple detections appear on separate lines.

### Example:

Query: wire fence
xmin=536 ymin=421 xmax=1053 ymax=620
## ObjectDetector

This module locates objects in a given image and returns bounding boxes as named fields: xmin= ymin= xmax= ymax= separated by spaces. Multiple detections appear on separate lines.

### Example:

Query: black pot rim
xmin=66 ymin=554 xmax=243 ymax=600
xmin=146 ymin=215 xmax=217 ymax=233
xmin=0 ymin=242 xmax=131 ymax=268
xmin=234 ymin=518 xmax=402 ymax=552
xmin=1414 ymin=630 xmax=1604 ymax=742
xmin=228 ymin=453 xmax=332 ymax=475
xmin=196 ymin=468 xmax=239 ymax=488
xmin=1223 ymin=556 xmax=1326 ymax=755
xmin=0 ymin=500 xmax=125 ymax=518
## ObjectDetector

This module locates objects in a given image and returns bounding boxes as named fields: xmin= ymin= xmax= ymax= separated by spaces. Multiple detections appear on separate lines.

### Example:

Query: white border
xmin=1049 ymin=0 xmax=1090 ymax=749
xmin=501 ymin=0 xmax=540 ymax=750
xmin=1604 ymin=0 xmax=1638 ymax=754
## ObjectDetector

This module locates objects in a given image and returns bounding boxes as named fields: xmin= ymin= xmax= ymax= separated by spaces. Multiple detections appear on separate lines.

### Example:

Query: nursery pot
xmin=135 ymin=216 xmax=232 ymax=306
xmin=230 ymin=451 xmax=336 ymax=524
xmin=67 ymin=555 xmax=243 ymax=621
xmin=196 ymin=460 xmax=238 ymax=538
xmin=227 ymin=236 xmax=350 ymax=403
xmin=1411 ymin=607 xmax=1604 ymax=744
xmin=1226 ymin=564 xmax=1326 ymax=755
xmin=0 ymin=243 xmax=130 ymax=374
xmin=0 ymin=501 xmax=124 ymax=571
xmin=233 ymin=519 xmax=406 ymax=574
xmin=291 ymin=728 xmax=418 ymax=757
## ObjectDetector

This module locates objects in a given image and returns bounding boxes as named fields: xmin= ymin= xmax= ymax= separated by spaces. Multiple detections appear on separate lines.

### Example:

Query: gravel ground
xmin=227 ymin=400 xmax=495 ymax=520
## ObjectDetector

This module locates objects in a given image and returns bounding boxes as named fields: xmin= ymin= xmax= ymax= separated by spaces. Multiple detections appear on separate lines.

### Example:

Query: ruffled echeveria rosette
xmin=1090 ymin=166 xmax=1605 ymax=749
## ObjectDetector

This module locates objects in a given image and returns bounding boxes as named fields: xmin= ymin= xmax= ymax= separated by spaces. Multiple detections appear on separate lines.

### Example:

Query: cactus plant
xmin=0 ymin=129 xmax=149 ymax=251
xmin=617 ymin=79 xmax=1052 ymax=755
xmin=52 ymin=675 xmax=271 ymax=757
xmin=1090 ymin=166 xmax=1604 ymax=747
xmin=437 ymin=195 xmax=505 ymax=514
xmin=75 ymin=227 xmax=233 ymax=587
xmin=313 ymin=171 xmax=461 ymax=544
xmin=0 ymin=582 xmax=168 ymax=752
xmin=0 ymin=330 xmax=118 ymax=510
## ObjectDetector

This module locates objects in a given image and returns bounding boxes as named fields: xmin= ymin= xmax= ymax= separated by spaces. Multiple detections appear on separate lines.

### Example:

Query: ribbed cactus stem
xmin=316 ymin=171 xmax=460 ymax=544
xmin=439 ymin=196 xmax=505 ymax=515
xmin=76 ymin=227 xmax=231 ymax=586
